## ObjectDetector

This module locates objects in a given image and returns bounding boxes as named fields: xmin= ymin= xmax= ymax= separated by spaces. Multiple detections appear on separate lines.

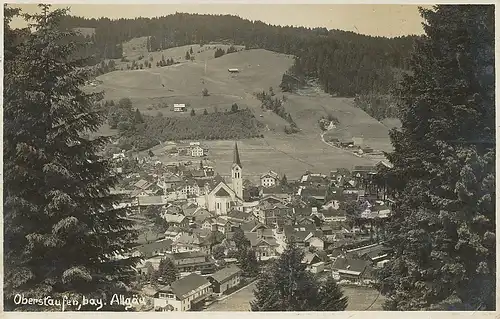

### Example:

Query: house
xmin=331 ymin=257 xmax=373 ymax=282
xmin=259 ymin=186 xmax=291 ymax=202
xmin=153 ymin=273 xmax=212 ymax=311
xmin=228 ymin=68 xmax=239 ymax=73
xmin=171 ymin=233 xmax=203 ymax=253
xmin=227 ymin=209 xmax=253 ymax=224
xmin=283 ymin=224 xmax=320 ymax=248
xmin=321 ymin=209 xmax=347 ymax=222
xmin=244 ymin=231 xmax=279 ymax=259
xmin=207 ymin=265 xmax=242 ymax=295
xmin=136 ymin=196 xmax=168 ymax=209
xmin=305 ymin=236 xmax=325 ymax=251
xmin=213 ymin=217 xmax=232 ymax=234
xmin=166 ymin=251 xmax=216 ymax=274
xmin=190 ymin=145 xmax=205 ymax=157
xmin=346 ymin=243 xmax=391 ymax=264
xmin=164 ymin=226 xmax=183 ymax=240
xmin=173 ymin=104 xmax=186 ymax=112
xmin=260 ymin=171 xmax=279 ymax=188
xmin=132 ymin=239 xmax=173 ymax=258
xmin=299 ymin=186 xmax=328 ymax=202
xmin=162 ymin=214 xmax=189 ymax=228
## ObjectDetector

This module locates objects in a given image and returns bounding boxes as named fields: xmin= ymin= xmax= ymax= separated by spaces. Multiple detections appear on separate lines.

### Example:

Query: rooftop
xmin=208 ymin=265 xmax=242 ymax=283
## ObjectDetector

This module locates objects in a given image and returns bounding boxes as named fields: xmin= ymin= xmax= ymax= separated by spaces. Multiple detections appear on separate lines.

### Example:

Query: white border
xmin=1 ymin=1 xmax=499 ymax=318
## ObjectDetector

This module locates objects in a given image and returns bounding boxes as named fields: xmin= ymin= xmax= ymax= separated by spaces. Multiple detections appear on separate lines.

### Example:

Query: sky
xmin=8 ymin=4 xmax=430 ymax=38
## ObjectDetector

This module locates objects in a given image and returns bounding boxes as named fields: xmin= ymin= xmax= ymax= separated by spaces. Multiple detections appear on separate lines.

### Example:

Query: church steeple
xmin=231 ymin=142 xmax=243 ymax=199
xmin=233 ymin=142 xmax=242 ymax=168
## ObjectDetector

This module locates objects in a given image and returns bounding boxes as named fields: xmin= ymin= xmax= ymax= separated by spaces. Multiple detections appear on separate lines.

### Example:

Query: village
xmin=108 ymin=140 xmax=395 ymax=311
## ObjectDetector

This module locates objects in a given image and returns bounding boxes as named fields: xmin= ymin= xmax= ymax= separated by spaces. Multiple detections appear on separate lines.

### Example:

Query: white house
xmin=260 ymin=170 xmax=279 ymax=188
xmin=190 ymin=145 xmax=204 ymax=157
xmin=173 ymin=104 xmax=186 ymax=112
xmin=153 ymin=273 xmax=212 ymax=311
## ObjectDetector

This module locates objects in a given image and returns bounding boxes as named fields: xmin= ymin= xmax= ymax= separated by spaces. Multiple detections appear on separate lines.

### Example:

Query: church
xmin=202 ymin=142 xmax=244 ymax=215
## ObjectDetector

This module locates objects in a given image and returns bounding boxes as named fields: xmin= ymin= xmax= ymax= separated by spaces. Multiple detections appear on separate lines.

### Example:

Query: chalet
xmin=207 ymin=265 xmax=242 ymax=296
xmin=244 ymin=231 xmax=279 ymax=259
xmin=212 ymin=217 xmax=232 ymax=234
xmin=153 ymin=273 xmax=212 ymax=311
xmin=260 ymin=170 xmax=279 ymax=188
xmin=173 ymin=104 xmax=186 ymax=112
xmin=171 ymin=233 xmax=203 ymax=253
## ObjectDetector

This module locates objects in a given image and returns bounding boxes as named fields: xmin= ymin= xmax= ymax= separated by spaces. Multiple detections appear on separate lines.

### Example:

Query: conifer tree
xmin=377 ymin=5 xmax=495 ymax=311
xmin=251 ymin=244 xmax=346 ymax=311
xmin=4 ymin=5 xmax=139 ymax=311
xmin=134 ymin=108 xmax=144 ymax=123
xmin=155 ymin=258 xmax=178 ymax=285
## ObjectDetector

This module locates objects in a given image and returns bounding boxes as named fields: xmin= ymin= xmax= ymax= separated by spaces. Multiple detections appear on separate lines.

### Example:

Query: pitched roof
xmin=163 ymin=214 xmax=186 ymax=224
xmin=332 ymin=257 xmax=370 ymax=274
xmin=170 ymin=251 xmax=208 ymax=260
xmin=214 ymin=186 xmax=231 ymax=197
xmin=134 ymin=239 xmax=173 ymax=257
xmin=171 ymin=273 xmax=210 ymax=298
xmin=322 ymin=209 xmax=347 ymax=218
xmin=240 ymin=220 xmax=267 ymax=232
xmin=209 ymin=265 xmax=242 ymax=283
xmin=233 ymin=142 xmax=242 ymax=168
xmin=227 ymin=209 xmax=250 ymax=221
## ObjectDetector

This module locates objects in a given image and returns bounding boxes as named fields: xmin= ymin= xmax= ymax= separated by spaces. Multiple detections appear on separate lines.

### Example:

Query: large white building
xmin=201 ymin=143 xmax=244 ymax=215
xmin=260 ymin=170 xmax=279 ymax=188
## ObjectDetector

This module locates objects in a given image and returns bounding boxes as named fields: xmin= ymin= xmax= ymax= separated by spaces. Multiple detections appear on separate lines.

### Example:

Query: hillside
xmin=63 ymin=12 xmax=416 ymax=97
xmin=88 ymin=46 xmax=392 ymax=178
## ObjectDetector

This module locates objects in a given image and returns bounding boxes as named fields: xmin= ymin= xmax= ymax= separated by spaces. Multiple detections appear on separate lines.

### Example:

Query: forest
xmin=59 ymin=13 xmax=418 ymax=98
xmin=118 ymin=108 xmax=264 ymax=151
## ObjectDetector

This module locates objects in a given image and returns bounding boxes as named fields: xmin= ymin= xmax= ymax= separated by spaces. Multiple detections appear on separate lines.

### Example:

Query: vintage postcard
xmin=3 ymin=2 xmax=496 ymax=316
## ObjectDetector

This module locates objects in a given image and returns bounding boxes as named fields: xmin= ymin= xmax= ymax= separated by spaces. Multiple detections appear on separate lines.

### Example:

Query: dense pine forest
xmin=60 ymin=13 xmax=418 ymax=98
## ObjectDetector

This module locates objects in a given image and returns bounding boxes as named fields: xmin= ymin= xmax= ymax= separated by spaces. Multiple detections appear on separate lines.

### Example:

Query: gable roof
xmin=227 ymin=209 xmax=250 ymax=221
xmin=163 ymin=214 xmax=187 ymax=224
xmin=209 ymin=265 xmax=242 ymax=283
xmin=240 ymin=220 xmax=267 ymax=232
xmin=214 ymin=187 xmax=231 ymax=197
xmin=134 ymin=239 xmax=173 ymax=257
xmin=171 ymin=273 xmax=210 ymax=298
xmin=332 ymin=257 xmax=370 ymax=274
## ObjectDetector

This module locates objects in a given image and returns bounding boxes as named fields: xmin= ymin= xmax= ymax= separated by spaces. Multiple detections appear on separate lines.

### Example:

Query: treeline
xmin=353 ymin=94 xmax=400 ymax=121
xmin=117 ymin=108 xmax=263 ymax=151
xmin=60 ymin=13 xmax=417 ymax=96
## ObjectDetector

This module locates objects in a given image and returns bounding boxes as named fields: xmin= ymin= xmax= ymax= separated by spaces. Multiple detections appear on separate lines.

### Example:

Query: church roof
xmin=233 ymin=142 xmax=242 ymax=168
xmin=215 ymin=187 xmax=231 ymax=197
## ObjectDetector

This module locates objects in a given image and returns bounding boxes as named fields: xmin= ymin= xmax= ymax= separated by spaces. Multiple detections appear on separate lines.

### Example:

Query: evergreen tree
xmin=134 ymin=108 xmax=144 ymax=123
xmin=203 ymin=108 xmax=208 ymax=115
xmin=377 ymin=5 xmax=495 ymax=311
xmin=251 ymin=244 xmax=346 ymax=311
xmin=189 ymin=46 xmax=193 ymax=54
xmin=3 ymin=5 xmax=138 ymax=311
xmin=231 ymin=103 xmax=239 ymax=113
xmin=190 ymin=109 xmax=196 ymax=116
xmin=316 ymin=277 xmax=348 ymax=311
xmin=281 ymin=174 xmax=288 ymax=186
xmin=155 ymin=258 xmax=178 ymax=285
xmin=185 ymin=50 xmax=191 ymax=60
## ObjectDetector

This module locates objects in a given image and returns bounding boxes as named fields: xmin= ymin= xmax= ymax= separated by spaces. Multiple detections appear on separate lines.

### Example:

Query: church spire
xmin=233 ymin=142 xmax=242 ymax=168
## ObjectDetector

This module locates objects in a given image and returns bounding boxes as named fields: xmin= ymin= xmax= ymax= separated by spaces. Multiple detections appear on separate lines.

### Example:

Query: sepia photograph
xmin=3 ymin=2 xmax=496 ymax=313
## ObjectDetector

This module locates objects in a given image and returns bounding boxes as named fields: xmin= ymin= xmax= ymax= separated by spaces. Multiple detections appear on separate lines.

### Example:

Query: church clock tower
xmin=231 ymin=142 xmax=243 ymax=199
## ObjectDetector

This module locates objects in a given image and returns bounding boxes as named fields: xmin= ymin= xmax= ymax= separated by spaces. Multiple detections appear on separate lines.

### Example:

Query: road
xmin=204 ymin=282 xmax=257 ymax=311
xmin=203 ymin=280 xmax=384 ymax=311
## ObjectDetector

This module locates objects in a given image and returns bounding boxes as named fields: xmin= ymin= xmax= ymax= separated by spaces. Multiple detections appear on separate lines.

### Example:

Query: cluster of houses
xmin=111 ymin=142 xmax=395 ymax=311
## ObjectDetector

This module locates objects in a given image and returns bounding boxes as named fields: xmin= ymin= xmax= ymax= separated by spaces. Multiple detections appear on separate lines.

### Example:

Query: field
xmin=204 ymin=281 xmax=385 ymax=311
xmin=89 ymin=40 xmax=393 ymax=176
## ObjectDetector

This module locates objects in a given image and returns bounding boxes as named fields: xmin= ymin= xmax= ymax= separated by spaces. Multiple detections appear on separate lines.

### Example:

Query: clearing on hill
xmin=89 ymin=45 xmax=393 ymax=173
